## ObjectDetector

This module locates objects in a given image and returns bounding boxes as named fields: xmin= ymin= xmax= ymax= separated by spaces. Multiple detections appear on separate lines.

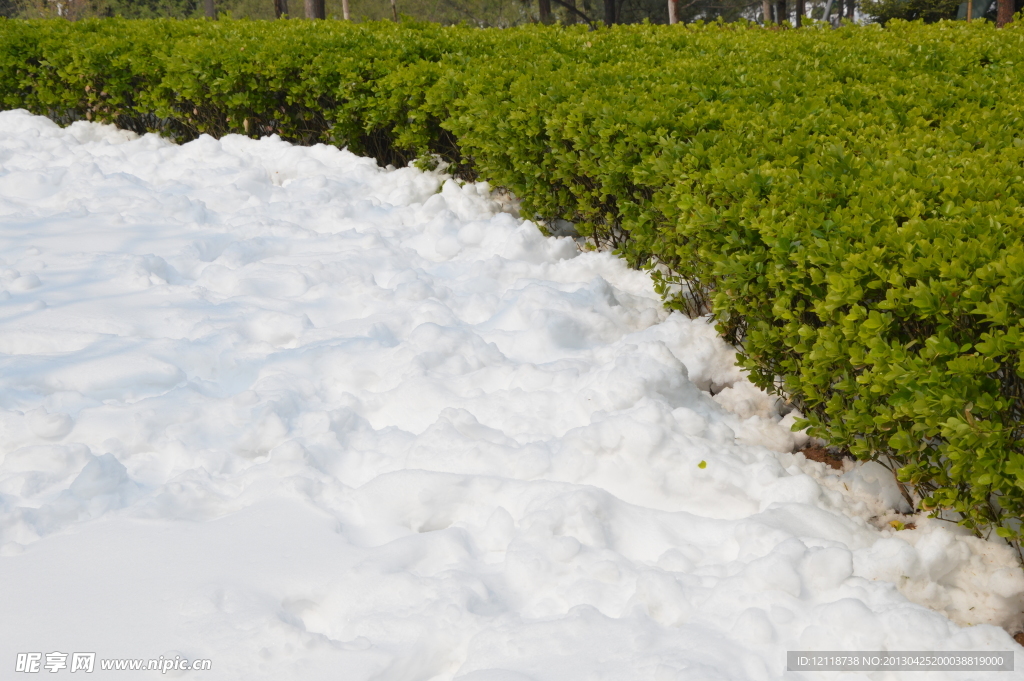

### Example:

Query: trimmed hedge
xmin=3 ymin=17 xmax=1024 ymax=551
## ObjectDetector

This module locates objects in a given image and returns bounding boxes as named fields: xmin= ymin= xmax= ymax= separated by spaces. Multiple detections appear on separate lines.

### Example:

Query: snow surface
xmin=0 ymin=109 xmax=1021 ymax=680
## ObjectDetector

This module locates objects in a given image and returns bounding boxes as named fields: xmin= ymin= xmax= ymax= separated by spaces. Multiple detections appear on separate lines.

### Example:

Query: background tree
xmin=538 ymin=0 xmax=551 ymax=22
xmin=2 ymin=0 xmax=833 ymax=27
xmin=85 ymin=0 xmax=200 ymax=17
xmin=996 ymin=0 xmax=1012 ymax=23
xmin=860 ymin=0 xmax=959 ymax=21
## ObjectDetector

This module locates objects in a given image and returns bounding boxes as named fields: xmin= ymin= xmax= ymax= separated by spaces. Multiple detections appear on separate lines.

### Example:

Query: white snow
xmin=0 ymin=109 xmax=1020 ymax=680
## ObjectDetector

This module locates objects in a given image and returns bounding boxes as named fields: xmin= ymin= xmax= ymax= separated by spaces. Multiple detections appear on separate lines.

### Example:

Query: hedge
xmin=2 ymin=17 xmax=1024 ymax=554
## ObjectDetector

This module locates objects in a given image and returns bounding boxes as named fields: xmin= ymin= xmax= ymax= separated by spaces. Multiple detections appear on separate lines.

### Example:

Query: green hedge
xmin=3 ymin=17 xmax=1024 ymax=552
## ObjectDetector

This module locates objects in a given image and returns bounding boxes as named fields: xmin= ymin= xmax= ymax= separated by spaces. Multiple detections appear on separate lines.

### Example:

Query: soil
xmin=800 ymin=445 xmax=848 ymax=471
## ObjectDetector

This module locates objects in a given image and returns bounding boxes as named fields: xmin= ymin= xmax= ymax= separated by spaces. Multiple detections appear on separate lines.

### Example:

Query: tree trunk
xmin=342 ymin=0 xmax=349 ymax=19
xmin=775 ymin=0 xmax=786 ymax=23
xmin=762 ymin=0 xmax=772 ymax=22
xmin=304 ymin=0 xmax=324 ymax=18
xmin=668 ymin=0 xmax=678 ymax=23
xmin=539 ymin=0 xmax=552 ymax=23
xmin=845 ymin=0 xmax=854 ymax=19
xmin=997 ymin=0 xmax=1012 ymax=24
xmin=391 ymin=0 xmax=398 ymax=20
xmin=604 ymin=0 xmax=615 ymax=24
xmin=205 ymin=0 xmax=215 ymax=17
xmin=273 ymin=0 xmax=287 ymax=18
xmin=794 ymin=0 xmax=803 ymax=25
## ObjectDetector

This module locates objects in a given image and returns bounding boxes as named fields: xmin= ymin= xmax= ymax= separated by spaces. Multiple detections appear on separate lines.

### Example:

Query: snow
xmin=0 ymin=109 xmax=1020 ymax=680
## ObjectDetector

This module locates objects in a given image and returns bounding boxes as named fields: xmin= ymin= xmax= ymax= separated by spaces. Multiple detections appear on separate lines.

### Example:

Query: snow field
xmin=0 ymin=110 xmax=1021 ymax=680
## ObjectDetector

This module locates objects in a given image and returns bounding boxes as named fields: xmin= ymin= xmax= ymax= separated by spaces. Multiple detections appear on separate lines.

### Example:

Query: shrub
xmin=2 ymin=17 xmax=1023 ymax=554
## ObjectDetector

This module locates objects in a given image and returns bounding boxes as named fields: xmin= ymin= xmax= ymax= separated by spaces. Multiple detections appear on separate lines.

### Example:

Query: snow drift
xmin=0 ymin=110 xmax=1020 ymax=680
